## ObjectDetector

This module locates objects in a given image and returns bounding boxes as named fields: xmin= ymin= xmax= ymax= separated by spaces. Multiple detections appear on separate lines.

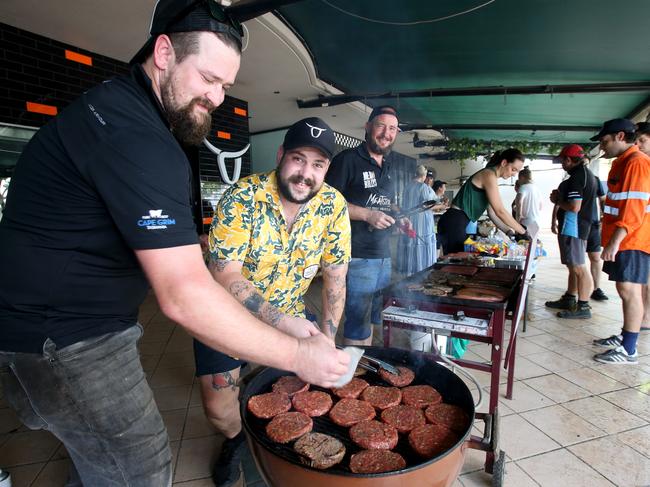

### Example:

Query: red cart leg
xmin=506 ymin=333 xmax=517 ymax=399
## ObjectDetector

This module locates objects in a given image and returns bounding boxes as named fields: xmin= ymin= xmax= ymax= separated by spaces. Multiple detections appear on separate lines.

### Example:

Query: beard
xmin=161 ymin=75 xmax=214 ymax=146
xmin=277 ymin=160 xmax=321 ymax=204
xmin=365 ymin=132 xmax=394 ymax=156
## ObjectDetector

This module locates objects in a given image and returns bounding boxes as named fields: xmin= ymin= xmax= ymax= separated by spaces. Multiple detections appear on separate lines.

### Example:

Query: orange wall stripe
xmin=234 ymin=107 xmax=247 ymax=116
xmin=26 ymin=102 xmax=58 ymax=116
xmin=65 ymin=50 xmax=93 ymax=66
xmin=202 ymin=217 xmax=213 ymax=225
xmin=217 ymin=131 xmax=231 ymax=140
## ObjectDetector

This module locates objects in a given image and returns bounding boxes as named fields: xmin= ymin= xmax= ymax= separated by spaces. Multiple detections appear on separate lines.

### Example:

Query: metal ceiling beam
xmin=297 ymin=81 xmax=650 ymax=108
xmin=402 ymin=123 xmax=600 ymax=132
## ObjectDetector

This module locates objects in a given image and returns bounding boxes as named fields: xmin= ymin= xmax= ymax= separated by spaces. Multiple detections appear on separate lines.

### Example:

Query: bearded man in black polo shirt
xmin=0 ymin=1 xmax=349 ymax=485
xmin=326 ymin=106 xmax=405 ymax=346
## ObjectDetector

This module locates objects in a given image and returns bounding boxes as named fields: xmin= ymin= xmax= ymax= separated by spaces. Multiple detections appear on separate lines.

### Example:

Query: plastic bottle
xmin=463 ymin=237 xmax=476 ymax=253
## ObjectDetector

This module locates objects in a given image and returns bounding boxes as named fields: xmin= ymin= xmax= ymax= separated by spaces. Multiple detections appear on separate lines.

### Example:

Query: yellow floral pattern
xmin=208 ymin=171 xmax=351 ymax=316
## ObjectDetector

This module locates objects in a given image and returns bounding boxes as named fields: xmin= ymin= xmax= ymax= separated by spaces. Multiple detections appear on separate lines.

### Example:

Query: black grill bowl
xmin=241 ymin=346 xmax=475 ymax=487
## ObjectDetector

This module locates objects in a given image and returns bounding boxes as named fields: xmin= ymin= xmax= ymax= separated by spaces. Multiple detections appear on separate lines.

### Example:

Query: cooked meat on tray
xmin=349 ymin=419 xmax=399 ymax=450
xmin=294 ymin=432 xmax=346 ymax=469
xmin=408 ymin=424 xmax=458 ymax=458
xmin=425 ymin=403 xmax=470 ymax=433
xmin=378 ymin=365 xmax=415 ymax=387
xmin=380 ymin=404 xmax=426 ymax=434
xmin=291 ymin=390 xmax=333 ymax=417
xmin=265 ymin=411 xmax=313 ymax=443
xmin=272 ymin=375 xmax=309 ymax=396
xmin=331 ymin=377 xmax=369 ymax=399
xmin=329 ymin=398 xmax=376 ymax=427
xmin=349 ymin=449 xmax=407 ymax=474
xmin=247 ymin=392 xmax=292 ymax=419
xmin=361 ymin=386 xmax=402 ymax=410
xmin=401 ymin=385 xmax=443 ymax=409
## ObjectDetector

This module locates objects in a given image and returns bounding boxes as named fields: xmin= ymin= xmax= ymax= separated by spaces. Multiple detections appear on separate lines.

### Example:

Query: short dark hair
xmin=142 ymin=30 xmax=241 ymax=63
xmin=623 ymin=131 xmax=637 ymax=143
xmin=486 ymin=148 xmax=525 ymax=168
xmin=636 ymin=122 xmax=650 ymax=137
xmin=433 ymin=180 xmax=446 ymax=192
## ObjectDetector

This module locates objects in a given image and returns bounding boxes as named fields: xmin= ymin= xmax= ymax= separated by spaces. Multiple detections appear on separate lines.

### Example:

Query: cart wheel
xmin=491 ymin=450 xmax=506 ymax=487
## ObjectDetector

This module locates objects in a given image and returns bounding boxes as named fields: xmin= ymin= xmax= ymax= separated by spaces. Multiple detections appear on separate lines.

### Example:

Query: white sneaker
xmin=593 ymin=346 xmax=638 ymax=364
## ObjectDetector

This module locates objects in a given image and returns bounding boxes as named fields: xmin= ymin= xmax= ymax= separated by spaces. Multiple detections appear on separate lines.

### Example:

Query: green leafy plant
xmin=447 ymin=138 xmax=567 ymax=162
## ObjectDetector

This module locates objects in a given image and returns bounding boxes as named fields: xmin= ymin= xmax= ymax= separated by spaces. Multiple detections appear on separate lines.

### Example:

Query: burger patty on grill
xmin=331 ymin=377 xmax=369 ymax=399
xmin=349 ymin=449 xmax=406 ymax=474
xmin=272 ymin=375 xmax=309 ymax=396
xmin=408 ymin=424 xmax=458 ymax=458
xmin=378 ymin=366 xmax=415 ymax=387
xmin=401 ymin=385 xmax=442 ymax=409
xmin=380 ymin=404 xmax=426 ymax=433
xmin=294 ymin=432 xmax=346 ymax=469
xmin=247 ymin=392 xmax=292 ymax=419
xmin=361 ymin=386 xmax=402 ymax=410
xmin=329 ymin=398 xmax=376 ymax=427
xmin=424 ymin=403 xmax=470 ymax=433
xmin=265 ymin=411 xmax=313 ymax=444
xmin=291 ymin=390 xmax=333 ymax=417
xmin=349 ymin=420 xmax=399 ymax=450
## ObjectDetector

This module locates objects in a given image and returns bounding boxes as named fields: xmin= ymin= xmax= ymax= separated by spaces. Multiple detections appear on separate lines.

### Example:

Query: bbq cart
xmin=381 ymin=231 xmax=537 ymax=483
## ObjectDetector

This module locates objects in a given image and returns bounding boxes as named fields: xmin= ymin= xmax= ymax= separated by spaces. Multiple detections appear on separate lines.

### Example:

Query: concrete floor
xmin=1 ymin=229 xmax=649 ymax=486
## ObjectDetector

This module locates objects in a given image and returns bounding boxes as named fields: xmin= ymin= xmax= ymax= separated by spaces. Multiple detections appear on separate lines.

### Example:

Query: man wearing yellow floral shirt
xmin=194 ymin=117 xmax=351 ymax=486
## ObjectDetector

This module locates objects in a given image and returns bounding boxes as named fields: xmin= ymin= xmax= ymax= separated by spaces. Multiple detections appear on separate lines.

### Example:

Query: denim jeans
xmin=343 ymin=257 xmax=391 ymax=340
xmin=0 ymin=324 xmax=172 ymax=487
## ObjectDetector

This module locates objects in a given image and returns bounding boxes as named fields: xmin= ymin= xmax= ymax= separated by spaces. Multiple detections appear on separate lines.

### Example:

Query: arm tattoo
xmin=242 ymin=293 xmax=264 ymax=315
xmin=325 ymin=318 xmax=337 ymax=337
xmin=228 ymin=280 xmax=283 ymax=328
xmin=211 ymin=371 xmax=238 ymax=391
xmin=213 ymin=260 xmax=228 ymax=272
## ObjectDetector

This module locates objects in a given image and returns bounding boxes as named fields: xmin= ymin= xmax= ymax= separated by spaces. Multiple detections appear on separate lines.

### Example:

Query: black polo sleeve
xmin=325 ymin=151 xmax=352 ymax=194
xmin=89 ymin=127 xmax=199 ymax=250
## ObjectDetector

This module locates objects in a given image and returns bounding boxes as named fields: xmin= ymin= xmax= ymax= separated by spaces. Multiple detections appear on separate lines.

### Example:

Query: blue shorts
xmin=343 ymin=257 xmax=391 ymax=340
xmin=603 ymin=250 xmax=650 ymax=284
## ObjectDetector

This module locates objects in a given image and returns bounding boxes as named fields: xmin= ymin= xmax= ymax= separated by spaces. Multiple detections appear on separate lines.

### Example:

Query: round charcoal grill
xmin=241 ymin=347 xmax=478 ymax=487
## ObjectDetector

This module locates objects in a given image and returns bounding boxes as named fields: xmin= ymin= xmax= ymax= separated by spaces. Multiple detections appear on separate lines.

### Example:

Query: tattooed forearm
xmin=227 ymin=279 xmax=284 ymax=328
xmin=325 ymin=318 xmax=337 ymax=337
xmin=242 ymin=292 xmax=264 ymax=315
xmin=214 ymin=260 xmax=228 ymax=272
xmin=211 ymin=371 xmax=238 ymax=391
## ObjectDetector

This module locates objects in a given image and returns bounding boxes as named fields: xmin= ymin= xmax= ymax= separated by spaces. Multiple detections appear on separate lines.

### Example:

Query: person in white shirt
xmin=514 ymin=167 xmax=543 ymax=227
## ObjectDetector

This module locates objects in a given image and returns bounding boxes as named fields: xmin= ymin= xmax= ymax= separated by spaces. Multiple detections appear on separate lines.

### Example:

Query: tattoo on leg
xmin=211 ymin=371 xmax=238 ymax=391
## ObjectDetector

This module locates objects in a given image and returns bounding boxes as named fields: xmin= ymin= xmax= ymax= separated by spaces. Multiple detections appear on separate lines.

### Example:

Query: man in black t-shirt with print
xmin=325 ymin=105 xmax=404 ymax=346
xmin=0 ymin=1 xmax=349 ymax=485
xmin=546 ymin=144 xmax=599 ymax=319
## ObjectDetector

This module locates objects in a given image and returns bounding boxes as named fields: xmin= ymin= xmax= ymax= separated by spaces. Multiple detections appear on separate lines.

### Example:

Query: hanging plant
xmin=447 ymin=138 xmax=568 ymax=162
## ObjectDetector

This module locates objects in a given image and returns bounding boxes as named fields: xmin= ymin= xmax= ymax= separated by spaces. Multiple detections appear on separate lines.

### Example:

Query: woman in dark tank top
xmin=438 ymin=148 xmax=529 ymax=254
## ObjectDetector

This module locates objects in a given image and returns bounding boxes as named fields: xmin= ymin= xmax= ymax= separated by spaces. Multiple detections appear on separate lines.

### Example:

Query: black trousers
xmin=437 ymin=208 xmax=470 ymax=254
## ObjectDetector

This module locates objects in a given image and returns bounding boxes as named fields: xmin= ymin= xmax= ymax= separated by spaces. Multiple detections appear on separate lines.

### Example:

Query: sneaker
xmin=592 ymin=334 xmax=623 ymax=348
xmin=212 ymin=432 xmax=246 ymax=487
xmin=545 ymin=294 xmax=576 ymax=310
xmin=593 ymin=346 xmax=638 ymax=364
xmin=557 ymin=306 xmax=591 ymax=319
xmin=591 ymin=288 xmax=609 ymax=301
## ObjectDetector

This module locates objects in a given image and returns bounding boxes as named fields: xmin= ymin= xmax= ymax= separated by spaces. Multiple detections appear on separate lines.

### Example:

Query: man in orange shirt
xmin=591 ymin=119 xmax=650 ymax=364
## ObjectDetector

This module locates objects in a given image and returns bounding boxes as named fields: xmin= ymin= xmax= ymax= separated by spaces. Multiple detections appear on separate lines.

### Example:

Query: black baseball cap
xmin=283 ymin=117 xmax=336 ymax=160
xmin=130 ymin=0 xmax=243 ymax=65
xmin=367 ymin=105 xmax=399 ymax=123
xmin=590 ymin=118 xmax=636 ymax=141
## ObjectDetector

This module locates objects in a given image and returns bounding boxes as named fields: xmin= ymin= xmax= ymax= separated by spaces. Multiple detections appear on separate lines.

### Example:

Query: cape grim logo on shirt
xmin=138 ymin=209 xmax=176 ymax=230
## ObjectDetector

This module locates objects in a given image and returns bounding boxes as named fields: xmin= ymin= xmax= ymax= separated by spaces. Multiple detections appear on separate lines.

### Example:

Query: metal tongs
xmin=336 ymin=345 xmax=400 ymax=376
xmin=393 ymin=199 xmax=438 ymax=220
